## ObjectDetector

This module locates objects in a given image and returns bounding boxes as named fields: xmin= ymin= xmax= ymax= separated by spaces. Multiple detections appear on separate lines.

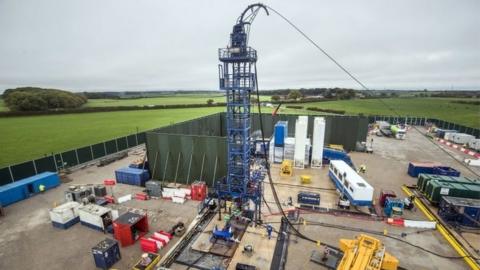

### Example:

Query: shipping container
xmin=0 ymin=172 xmax=60 ymax=207
xmin=274 ymin=121 xmax=288 ymax=146
xmin=425 ymin=180 xmax=480 ymax=204
xmin=438 ymin=196 xmax=480 ymax=228
xmin=444 ymin=132 xmax=456 ymax=141
xmin=78 ymin=204 xmax=113 ymax=231
xmin=452 ymin=133 xmax=475 ymax=145
xmin=468 ymin=139 xmax=480 ymax=151
xmin=417 ymin=174 xmax=480 ymax=194
xmin=323 ymin=148 xmax=354 ymax=168
xmin=433 ymin=166 xmax=461 ymax=177
xmin=115 ymin=167 xmax=150 ymax=186
xmin=49 ymin=201 xmax=81 ymax=229
xmin=113 ymin=211 xmax=149 ymax=247
xmin=92 ymin=238 xmax=121 ymax=270
xmin=408 ymin=162 xmax=441 ymax=177
xmin=435 ymin=129 xmax=457 ymax=138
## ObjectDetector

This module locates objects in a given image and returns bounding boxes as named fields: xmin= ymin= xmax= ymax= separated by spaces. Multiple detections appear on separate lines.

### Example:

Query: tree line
xmin=3 ymin=87 xmax=87 ymax=111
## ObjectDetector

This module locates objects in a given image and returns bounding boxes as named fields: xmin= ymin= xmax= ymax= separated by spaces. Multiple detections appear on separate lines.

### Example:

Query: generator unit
xmin=298 ymin=191 xmax=320 ymax=206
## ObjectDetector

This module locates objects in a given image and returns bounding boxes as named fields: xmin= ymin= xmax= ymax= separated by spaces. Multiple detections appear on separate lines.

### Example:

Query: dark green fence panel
xmin=0 ymin=168 xmax=13 ymax=185
xmin=61 ymin=150 xmax=78 ymax=167
xmin=77 ymin=147 xmax=93 ymax=164
xmin=54 ymin=154 xmax=63 ymax=169
xmin=117 ymin=137 xmax=128 ymax=151
xmin=11 ymin=161 xmax=36 ymax=181
xmin=34 ymin=156 xmax=56 ymax=173
xmin=105 ymin=140 xmax=118 ymax=155
xmin=138 ymin=132 xmax=146 ymax=144
xmin=92 ymin=143 xmax=106 ymax=159
xmin=127 ymin=135 xmax=137 ymax=148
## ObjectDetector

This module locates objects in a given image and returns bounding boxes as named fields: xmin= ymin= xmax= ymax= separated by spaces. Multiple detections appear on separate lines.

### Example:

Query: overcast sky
xmin=0 ymin=0 xmax=479 ymax=92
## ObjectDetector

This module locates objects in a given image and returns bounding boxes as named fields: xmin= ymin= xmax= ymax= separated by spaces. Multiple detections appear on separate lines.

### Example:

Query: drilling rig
xmin=216 ymin=4 xmax=269 ymax=223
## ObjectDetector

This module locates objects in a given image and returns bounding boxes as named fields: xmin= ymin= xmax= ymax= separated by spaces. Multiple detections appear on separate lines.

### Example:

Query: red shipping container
xmin=113 ymin=212 xmax=149 ymax=247
xmin=191 ymin=181 xmax=207 ymax=201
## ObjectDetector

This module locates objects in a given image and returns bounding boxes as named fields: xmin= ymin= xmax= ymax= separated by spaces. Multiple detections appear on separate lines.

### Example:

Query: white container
xmin=468 ymin=139 xmax=480 ymax=151
xmin=49 ymin=201 xmax=81 ymax=227
xmin=444 ymin=132 xmax=456 ymax=141
xmin=78 ymin=204 xmax=112 ymax=231
xmin=311 ymin=117 xmax=326 ymax=168
xmin=294 ymin=116 xmax=308 ymax=168
xmin=452 ymin=133 xmax=475 ymax=145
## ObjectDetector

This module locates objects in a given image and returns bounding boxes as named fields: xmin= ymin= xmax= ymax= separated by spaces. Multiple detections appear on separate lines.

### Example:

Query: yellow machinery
xmin=337 ymin=234 xmax=398 ymax=270
xmin=280 ymin=160 xmax=293 ymax=176
xmin=328 ymin=144 xmax=345 ymax=152
xmin=132 ymin=253 xmax=161 ymax=270
xmin=300 ymin=175 xmax=311 ymax=184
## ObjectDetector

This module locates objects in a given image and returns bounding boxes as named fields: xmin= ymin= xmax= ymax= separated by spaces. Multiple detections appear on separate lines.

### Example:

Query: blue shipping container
xmin=433 ymin=166 xmax=461 ymax=177
xmin=0 ymin=172 xmax=60 ymax=207
xmin=92 ymin=238 xmax=121 ymax=270
xmin=297 ymin=192 xmax=320 ymax=205
xmin=435 ymin=129 xmax=457 ymax=138
xmin=407 ymin=162 xmax=438 ymax=177
xmin=274 ymin=121 xmax=288 ymax=146
xmin=323 ymin=148 xmax=355 ymax=169
xmin=115 ymin=167 xmax=150 ymax=186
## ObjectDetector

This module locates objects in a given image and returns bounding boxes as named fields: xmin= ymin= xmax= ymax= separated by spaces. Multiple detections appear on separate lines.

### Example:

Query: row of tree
xmin=3 ymin=87 xmax=87 ymax=111
xmin=270 ymin=88 xmax=357 ymax=102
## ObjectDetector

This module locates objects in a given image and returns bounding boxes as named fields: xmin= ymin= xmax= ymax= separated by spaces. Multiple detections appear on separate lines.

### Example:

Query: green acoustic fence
xmin=0 ymin=132 xmax=145 ymax=186
xmin=146 ymin=133 xmax=227 ymax=187
xmin=146 ymin=113 xmax=370 ymax=187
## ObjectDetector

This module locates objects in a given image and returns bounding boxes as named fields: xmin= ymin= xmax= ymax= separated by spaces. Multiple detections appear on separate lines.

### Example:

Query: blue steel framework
xmin=216 ymin=4 xmax=268 ymax=220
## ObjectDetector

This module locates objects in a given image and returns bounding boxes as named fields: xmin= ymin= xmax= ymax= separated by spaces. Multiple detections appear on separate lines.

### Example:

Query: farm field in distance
xmin=287 ymin=97 xmax=479 ymax=128
xmin=0 ymin=107 xmax=224 ymax=167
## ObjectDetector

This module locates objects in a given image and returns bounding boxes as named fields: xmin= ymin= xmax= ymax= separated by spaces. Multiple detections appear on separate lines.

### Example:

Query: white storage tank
xmin=294 ymin=116 xmax=308 ymax=168
xmin=49 ymin=201 xmax=81 ymax=229
xmin=452 ymin=133 xmax=475 ymax=145
xmin=311 ymin=117 xmax=326 ymax=168
xmin=78 ymin=204 xmax=113 ymax=232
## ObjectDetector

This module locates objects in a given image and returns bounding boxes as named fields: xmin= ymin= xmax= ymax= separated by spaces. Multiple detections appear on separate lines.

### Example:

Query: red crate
xmin=104 ymin=179 xmax=116 ymax=186
xmin=191 ymin=181 xmax=207 ymax=201
xmin=140 ymin=238 xmax=158 ymax=253
xmin=135 ymin=193 xmax=149 ymax=201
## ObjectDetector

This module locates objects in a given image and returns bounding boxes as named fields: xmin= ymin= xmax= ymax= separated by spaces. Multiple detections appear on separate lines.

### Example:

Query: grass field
xmin=83 ymin=94 xmax=271 ymax=107
xmin=0 ymin=107 xmax=224 ymax=167
xmin=288 ymin=98 xmax=479 ymax=128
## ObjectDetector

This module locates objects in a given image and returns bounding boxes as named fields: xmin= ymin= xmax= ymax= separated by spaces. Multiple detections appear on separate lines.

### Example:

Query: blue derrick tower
xmin=216 ymin=4 xmax=268 ymax=222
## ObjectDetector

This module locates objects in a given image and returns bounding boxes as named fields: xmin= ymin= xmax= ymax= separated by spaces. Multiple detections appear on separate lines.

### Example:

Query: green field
xmin=83 ymin=94 xmax=271 ymax=107
xmin=287 ymin=98 xmax=479 ymax=128
xmin=0 ymin=107 xmax=224 ymax=167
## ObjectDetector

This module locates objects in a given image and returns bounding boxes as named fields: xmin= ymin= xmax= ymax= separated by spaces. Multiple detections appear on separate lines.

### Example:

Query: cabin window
xmin=349 ymin=187 xmax=354 ymax=192
xmin=344 ymin=181 xmax=349 ymax=189
xmin=357 ymin=183 xmax=366 ymax=188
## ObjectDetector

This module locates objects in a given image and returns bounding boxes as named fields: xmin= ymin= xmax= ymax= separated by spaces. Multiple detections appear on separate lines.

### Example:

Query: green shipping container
xmin=426 ymin=180 xmax=480 ymax=204
xmin=418 ymin=174 xmax=480 ymax=195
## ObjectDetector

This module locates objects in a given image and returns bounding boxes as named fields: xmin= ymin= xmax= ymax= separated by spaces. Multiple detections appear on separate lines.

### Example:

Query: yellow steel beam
xmin=401 ymin=185 xmax=480 ymax=270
